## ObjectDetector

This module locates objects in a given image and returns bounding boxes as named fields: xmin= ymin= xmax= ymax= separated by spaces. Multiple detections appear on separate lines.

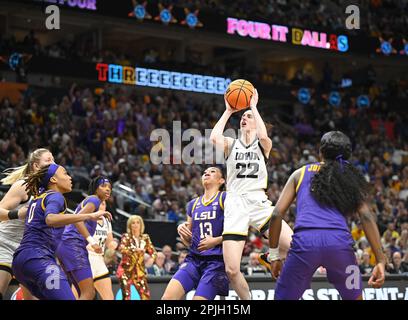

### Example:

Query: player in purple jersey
xmin=162 ymin=167 xmax=229 ymax=300
xmin=268 ymin=131 xmax=386 ymax=300
xmin=56 ymin=176 xmax=112 ymax=300
xmin=11 ymin=164 xmax=110 ymax=300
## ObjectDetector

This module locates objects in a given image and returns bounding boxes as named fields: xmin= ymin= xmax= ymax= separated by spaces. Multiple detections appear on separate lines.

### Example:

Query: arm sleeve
xmin=144 ymin=234 xmax=157 ymax=261
xmin=83 ymin=196 xmax=101 ymax=211
xmin=44 ymin=193 xmax=66 ymax=217
xmin=186 ymin=199 xmax=195 ymax=218
xmin=118 ymin=233 xmax=131 ymax=255
xmin=221 ymin=191 xmax=227 ymax=209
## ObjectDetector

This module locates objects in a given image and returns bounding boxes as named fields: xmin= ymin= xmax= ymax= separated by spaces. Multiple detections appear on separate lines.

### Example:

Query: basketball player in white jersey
xmin=87 ymin=201 xmax=118 ymax=300
xmin=210 ymin=89 xmax=293 ymax=300
xmin=0 ymin=148 xmax=54 ymax=300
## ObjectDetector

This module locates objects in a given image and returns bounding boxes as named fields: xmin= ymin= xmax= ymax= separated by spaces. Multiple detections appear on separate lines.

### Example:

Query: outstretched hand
xmin=90 ymin=210 xmax=112 ymax=221
xmin=250 ymin=88 xmax=258 ymax=108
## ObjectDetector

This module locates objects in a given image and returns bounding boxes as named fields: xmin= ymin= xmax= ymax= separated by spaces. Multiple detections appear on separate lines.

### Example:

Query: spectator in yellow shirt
xmin=382 ymin=222 xmax=400 ymax=241
xmin=352 ymin=222 xmax=366 ymax=241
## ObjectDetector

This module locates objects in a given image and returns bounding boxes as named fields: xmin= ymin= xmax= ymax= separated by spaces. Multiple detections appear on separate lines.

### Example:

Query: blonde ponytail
xmin=1 ymin=164 xmax=28 ymax=185
xmin=1 ymin=148 xmax=50 ymax=186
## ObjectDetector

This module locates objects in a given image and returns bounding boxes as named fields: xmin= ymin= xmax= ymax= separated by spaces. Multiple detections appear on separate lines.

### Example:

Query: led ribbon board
xmin=34 ymin=0 xmax=97 ymax=10
xmin=227 ymin=17 xmax=349 ymax=53
xmin=96 ymin=63 xmax=231 ymax=95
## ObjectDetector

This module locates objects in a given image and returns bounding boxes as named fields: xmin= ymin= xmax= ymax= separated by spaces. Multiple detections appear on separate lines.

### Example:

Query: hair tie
xmin=335 ymin=154 xmax=349 ymax=171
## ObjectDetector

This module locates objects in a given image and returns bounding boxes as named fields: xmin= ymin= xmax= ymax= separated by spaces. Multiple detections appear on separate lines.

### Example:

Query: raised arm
xmin=210 ymin=97 xmax=238 ymax=158
xmin=249 ymin=89 xmax=272 ymax=156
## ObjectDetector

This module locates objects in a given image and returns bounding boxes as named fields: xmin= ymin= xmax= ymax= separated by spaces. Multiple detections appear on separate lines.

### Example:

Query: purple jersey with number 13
xmin=188 ymin=191 xmax=226 ymax=256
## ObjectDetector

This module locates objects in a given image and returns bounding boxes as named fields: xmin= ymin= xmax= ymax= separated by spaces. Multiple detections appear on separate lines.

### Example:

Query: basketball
xmin=225 ymin=79 xmax=254 ymax=110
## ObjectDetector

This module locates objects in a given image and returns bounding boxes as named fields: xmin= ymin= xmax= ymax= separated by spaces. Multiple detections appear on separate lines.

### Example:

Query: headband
xmin=96 ymin=178 xmax=111 ymax=188
xmin=40 ymin=163 xmax=60 ymax=190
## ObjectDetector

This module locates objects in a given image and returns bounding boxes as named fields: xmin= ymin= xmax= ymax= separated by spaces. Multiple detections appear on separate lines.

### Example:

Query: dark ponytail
xmin=24 ymin=164 xmax=52 ymax=197
xmin=311 ymin=131 xmax=369 ymax=216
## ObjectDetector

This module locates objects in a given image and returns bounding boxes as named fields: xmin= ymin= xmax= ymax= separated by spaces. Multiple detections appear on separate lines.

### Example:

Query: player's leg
xmin=13 ymin=255 xmax=75 ymax=300
xmin=222 ymin=193 xmax=250 ymax=300
xmin=162 ymin=279 xmax=187 ymax=300
xmin=90 ymin=254 xmax=114 ymax=300
xmin=0 ymin=243 xmax=16 ymax=299
xmin=193 ymin=259 xmax=229 ymax=300
xmin=223 ymin=239 xmax=250 ymax=300
xmin=0 ymin=268 xmax=12 ymax=299
xmin=322 ymin=231 xmax=363 ymax=300
xmin=71 ymin=269 xmax=95 ymax=300
xmin=162 ymin=256 xmax=199 ymax=300
xmin=274 ymin=234 xmax=321 ymax=300
xmin=56 ymin=241 xmax=95 ymax=299
xmin=94 ymin=276 xmax=114 ymax=300
xmin=252 ymin=198 xmax=293 ymax=269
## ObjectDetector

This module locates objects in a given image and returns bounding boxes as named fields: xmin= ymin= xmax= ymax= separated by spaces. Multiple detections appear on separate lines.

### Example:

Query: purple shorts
xmin=12 ymin=248 xmax=75 ymax=300
xmin=172 ymin=254 xmax=229 ymax=300
xmin=275 ymin=229 xmax=362 ymax=300
xmin=56 ymin=239 xmax=92 ymax=286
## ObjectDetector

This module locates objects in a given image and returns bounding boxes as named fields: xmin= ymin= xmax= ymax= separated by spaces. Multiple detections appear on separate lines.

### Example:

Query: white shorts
xmin=88 ymin=252 xmax=110 ymax=281
xmin=223 ymin=191 xmax=274 ymax=240
xmin=0 ymin=237 xmax=20 ymax=273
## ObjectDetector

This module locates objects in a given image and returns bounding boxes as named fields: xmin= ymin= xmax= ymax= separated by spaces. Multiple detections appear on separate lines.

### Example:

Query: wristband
xmin=8 ymin=209 xmax=19 ymax=220
xmin=87 ymin=236 xmax=97 ymax=246
xmin=267 ymin=247 xmax=280 ymax=262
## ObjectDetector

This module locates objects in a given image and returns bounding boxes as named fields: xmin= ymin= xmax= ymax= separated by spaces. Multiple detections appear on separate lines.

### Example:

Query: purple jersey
xmin=61 ymin=195 xmax=101 ymax=243
xmin=188 ymin=191 xmax=225 ymax=256
xmin=294 ymin=163 xmax=349 ymax=233
xmin=15 ymin=191 xmax=66 ymax=256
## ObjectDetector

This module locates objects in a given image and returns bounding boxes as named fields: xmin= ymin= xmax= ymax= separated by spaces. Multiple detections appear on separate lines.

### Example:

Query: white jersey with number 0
xmin=226 ymin=138 xmax=268 ymax=194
